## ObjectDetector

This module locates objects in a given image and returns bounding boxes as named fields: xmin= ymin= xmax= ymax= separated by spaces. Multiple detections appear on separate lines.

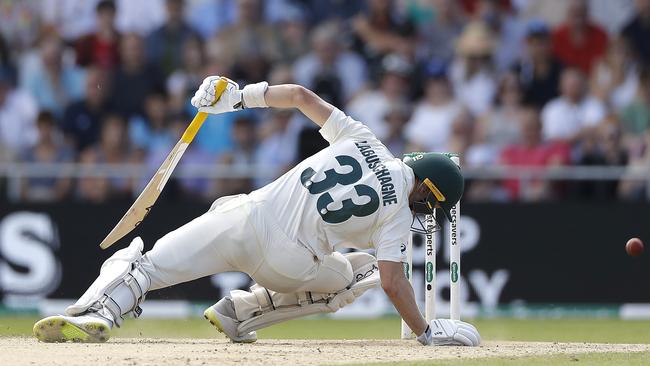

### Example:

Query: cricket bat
xmin=99 ymin=78 xmax=228 ymax=249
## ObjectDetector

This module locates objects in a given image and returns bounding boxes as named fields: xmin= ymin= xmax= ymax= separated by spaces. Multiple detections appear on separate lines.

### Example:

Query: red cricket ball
xmin=626 ymin=237 xmax=644 ymax=257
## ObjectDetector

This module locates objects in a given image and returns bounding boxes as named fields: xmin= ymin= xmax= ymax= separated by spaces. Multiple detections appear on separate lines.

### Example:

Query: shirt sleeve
xmin=372 ymin=207 xmax=412 ymax=263
xmin=319 ymin=108 xmax=377 ymax=145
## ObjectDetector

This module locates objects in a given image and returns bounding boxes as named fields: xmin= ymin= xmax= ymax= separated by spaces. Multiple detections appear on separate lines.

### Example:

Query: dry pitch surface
xmin=2 ymin=338 xmax=650 ymax=366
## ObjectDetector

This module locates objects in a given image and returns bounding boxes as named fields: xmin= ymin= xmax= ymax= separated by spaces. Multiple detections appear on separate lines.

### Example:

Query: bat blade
xmin=99 ymin=140 xmax=189 ymax=249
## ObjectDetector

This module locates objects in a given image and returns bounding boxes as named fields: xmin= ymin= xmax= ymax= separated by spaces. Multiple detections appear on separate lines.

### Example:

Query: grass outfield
xmin=2 ymin=316 xmax=650 ymax=343
xmin=3 ymin=317 xmax=650 ymax=365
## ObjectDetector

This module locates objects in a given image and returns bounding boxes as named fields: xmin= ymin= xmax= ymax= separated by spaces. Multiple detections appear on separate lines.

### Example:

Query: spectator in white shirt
xmin=405 ymin=63 xmax=461 ymax=152
xmin=0 ymin=68 xmax=38 ymax=161
xmin=541 ymin=68 xmax=607 ymax=142
xmin=449 ymin=21 xmax=497 ymax=117
xmin=346 ymin=53 xmax=412 ymax=140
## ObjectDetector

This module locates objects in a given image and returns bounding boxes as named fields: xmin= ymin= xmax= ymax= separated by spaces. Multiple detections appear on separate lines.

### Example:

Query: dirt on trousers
xmin=2 ymin=338 xmax=650 ymax=366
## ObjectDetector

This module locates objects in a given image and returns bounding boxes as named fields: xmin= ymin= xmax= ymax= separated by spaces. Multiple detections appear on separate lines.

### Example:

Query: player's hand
xmin=418 ymin=319 xmax=480 ymax=346
xmin=191 ymin=76 xmax=243 ymax=115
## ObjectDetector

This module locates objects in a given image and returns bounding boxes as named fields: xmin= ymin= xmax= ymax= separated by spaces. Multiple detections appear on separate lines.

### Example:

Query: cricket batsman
xmin=34 ymin=76 xmax=480 ymax=346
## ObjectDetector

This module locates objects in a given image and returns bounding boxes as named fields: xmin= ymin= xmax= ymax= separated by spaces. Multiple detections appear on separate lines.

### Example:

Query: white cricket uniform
xmin=143 ymin=108 xmax=415 ymax=294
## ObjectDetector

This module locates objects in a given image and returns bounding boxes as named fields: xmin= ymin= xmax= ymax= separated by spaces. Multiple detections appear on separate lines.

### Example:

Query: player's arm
xmin=264 ymin=85 xmax=334 ymax=127
xmin=378 ymin=260 xmax=428 ymax=336
xmin=190 ymin=76 xmax=333 ymax=127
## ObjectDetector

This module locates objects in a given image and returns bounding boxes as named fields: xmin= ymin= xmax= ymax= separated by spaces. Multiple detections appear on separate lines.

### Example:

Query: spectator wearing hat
xmin=622 ymin=0 xmax=650 ymax=64
xmin=512 ymin=19 xmax=563 ymax=108
xmin=541 ymin=68 xmax=606 ymax=142
xmin=405 ymin=63 xmax=461 ymax=153
xmin=449 ymin=21 xmax=498 ymax=116
xmin=0 ymin=67 xmax=38 ymax=160
xmin=551 ymin=0 xmax=608 ymax=74
xmin=75 ymin=0 xmax=121 ymax=70
xmin=347 ymin=54 xmax=412 ymax=140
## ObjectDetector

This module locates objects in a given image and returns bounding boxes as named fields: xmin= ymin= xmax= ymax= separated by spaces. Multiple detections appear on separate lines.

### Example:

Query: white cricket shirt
xmin=250 ymin=108 xmax=414 ymax=262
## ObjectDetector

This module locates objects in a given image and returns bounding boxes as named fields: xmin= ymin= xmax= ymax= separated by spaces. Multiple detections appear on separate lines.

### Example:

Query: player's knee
xmin=323 ymin=252 xmax=353 ymax=286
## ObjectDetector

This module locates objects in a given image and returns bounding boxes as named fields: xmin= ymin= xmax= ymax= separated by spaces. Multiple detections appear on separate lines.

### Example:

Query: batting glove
xmin=417 ymin=319 xmax=481 ymax=346
xmin=191 ymin=76 xmax=269 ymax=115
xmin=191 ymin=76 xmax=243 ymax=114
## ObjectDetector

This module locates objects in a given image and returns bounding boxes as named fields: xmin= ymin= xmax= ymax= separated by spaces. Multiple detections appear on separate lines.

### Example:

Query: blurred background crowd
xmin=0 ymin=0 xmax=649 ymax=204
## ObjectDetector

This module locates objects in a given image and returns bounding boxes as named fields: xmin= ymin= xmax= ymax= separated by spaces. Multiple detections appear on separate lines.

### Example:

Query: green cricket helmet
xmin=402 ymin=152 xmax=464 ymax=222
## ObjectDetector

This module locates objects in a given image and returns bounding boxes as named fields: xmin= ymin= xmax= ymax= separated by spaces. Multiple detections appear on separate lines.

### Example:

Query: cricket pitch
xmin=2 ymin=338 xmax=650 ymax=366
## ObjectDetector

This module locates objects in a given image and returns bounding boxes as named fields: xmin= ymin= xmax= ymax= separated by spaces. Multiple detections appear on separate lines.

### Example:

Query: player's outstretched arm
xmin=264 ymin=84 xmax=334 ymax=127
xmin=190 ymin=76 xmax=334 ymax=127
xmin=378 ymin=260 xmax=428 ymax=336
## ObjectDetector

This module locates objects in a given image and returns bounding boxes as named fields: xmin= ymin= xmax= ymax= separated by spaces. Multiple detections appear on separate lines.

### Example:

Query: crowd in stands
xmin=0 ymin=0 xmax=649 ymax=203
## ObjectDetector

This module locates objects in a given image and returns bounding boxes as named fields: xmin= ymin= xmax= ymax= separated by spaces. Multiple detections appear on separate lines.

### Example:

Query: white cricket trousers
xmin=143 ymin=194 xmax=353 ymax=294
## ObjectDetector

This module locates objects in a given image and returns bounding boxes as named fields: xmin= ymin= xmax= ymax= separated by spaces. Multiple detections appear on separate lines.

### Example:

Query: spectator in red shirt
xmin=500 ymin=107 xmax=571 ymax=200
xmin=551 ymin=0 xmax=608 ymax=75
xmin=75 ymin=0 xmax=121 ymax=70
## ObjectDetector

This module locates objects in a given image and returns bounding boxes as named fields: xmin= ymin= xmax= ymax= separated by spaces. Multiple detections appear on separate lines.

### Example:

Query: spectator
xmin=404 ymin=65 xmax=461 ymax=152
xmin=620 ymin=67 xmax=650 ymax=138
xmin=351 ymin=0 xmax=416 ymax=78
xmin=541 ymin=68 xmax=606 ymax=142
xmin=254 ymin=109 xmax=299 ymax=187
xmin=147 ymin=0 xmax=200 ymax=77
xmin=275 ymin=7 xmax=310 ymax=64
xmin=19 ymin=111 xmax=73 ymax=202
xmin=512 ymin=19 xmax=563 ymax=108
xmin=75 ymin=0 xmax=121 ymax=70
xmin=213 ymin=0 xmax=280 ymax=65
xmin=215 ymin=115 xmax=257 ymax=196
xmin=20 ymin=34 xmax=85 ymax=117
xmin=61 ymin=67 xmax=110 ymax=152
xmin=475 ymin=71 xmax=524 ymax=149
xmin=501 ymin=107 xmax=571 ymax=201
xmin=591 ymin=38 xmax=639 ymax=112
xmin=293 ymin=21 xmax=367 ymax=106
xmin=166 ymin=34 xmax=206 ymax=113
xmin=92 ymin=114 xmax=134 ymax=199
xmin=347 ymin=54 xmax=412 ymax=140
xmin=619 ymin=132 xmax=650 ymax=200
xmin=473 ymin=0 xmax=526 ymax=71
xmin=382 ymin=102 xmax=410 ymax=156
xmin=621 ymin=0 xmax=650 ymax=64
xmin=416 ymin=0 xmax=465 ymax=65
xmin=572 ymin=117 xmax=628 ymax=200
xmin=76 ymin=148 xmax=110 ymax=203
xmin=0 ymin=68 xmax=38 ymax=160
xmin=111 ymin=33 xmax=164 ymax=119
xmin=551 ymin=0 xmax=608 ymax=74
xmin=449 ymin=21 xmax=497 ymax=116
xmin=129 ymin=91 xmax=174 ymax=155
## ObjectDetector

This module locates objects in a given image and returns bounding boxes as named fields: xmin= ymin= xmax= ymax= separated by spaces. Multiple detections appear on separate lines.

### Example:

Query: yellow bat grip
xmin=181 ymin=78 xmax=229 ymax=143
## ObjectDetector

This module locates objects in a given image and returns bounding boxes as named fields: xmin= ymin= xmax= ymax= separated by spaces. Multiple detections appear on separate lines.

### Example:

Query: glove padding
xmin=191 ymin=76 xmax=243 ymax=114
xmin=419 ymin=319 xmax=480 ymax=346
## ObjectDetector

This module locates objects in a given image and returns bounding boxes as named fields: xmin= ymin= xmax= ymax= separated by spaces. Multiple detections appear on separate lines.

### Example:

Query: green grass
xmin=3 ymin=316 xmax=650 ymax=344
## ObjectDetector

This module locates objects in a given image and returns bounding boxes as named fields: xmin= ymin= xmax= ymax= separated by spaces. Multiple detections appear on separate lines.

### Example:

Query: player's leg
xmin=204 ymin=251 xmax=380 ymax=342
xmin=34 ymin=195 xmax=259 ymax=343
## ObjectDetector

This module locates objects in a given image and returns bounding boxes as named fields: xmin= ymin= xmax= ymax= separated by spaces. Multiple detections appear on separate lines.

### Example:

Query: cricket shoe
xmin=204 ymin=297 xmax=257 ymax=343
xmin=33 ymin=314 xmax=112 ymax=343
